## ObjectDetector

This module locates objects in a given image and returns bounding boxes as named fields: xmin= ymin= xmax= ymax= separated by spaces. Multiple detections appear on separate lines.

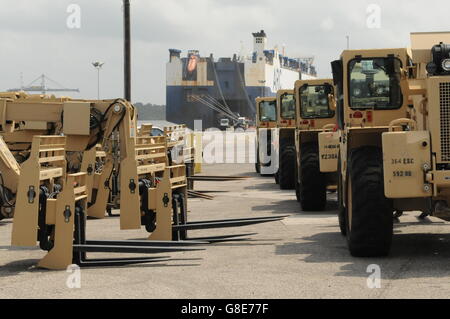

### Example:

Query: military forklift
xmin=294 ymin=79 xmax=338 ymax=211
xmin=255 ymin=96 xmax=277 ymax=175
xmin=274 ymin=89 xmax=297 ymax=189
xmin=332 ymin=32 xmax=450 ymax=257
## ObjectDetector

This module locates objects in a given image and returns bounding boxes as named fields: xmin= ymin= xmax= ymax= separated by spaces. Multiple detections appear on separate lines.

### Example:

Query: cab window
xmin=280 ymin=94 xmax=296 ymax=119
xmin=348 ymin=57 xmax=402 ymax=109
xmin=300 ymin=84 xmax=335 ymax=119
xmin=259 ymin=100 xmax=276 ymax=122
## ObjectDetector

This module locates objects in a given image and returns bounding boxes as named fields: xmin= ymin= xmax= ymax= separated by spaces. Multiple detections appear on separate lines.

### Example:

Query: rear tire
xmin=337 ymin=154 xmax=346 ymax=235
xmin=186 ymin=162 xmax=194 ymax=190
xmin=346 ymin=146 xmax=393 ymax=257
xmin=295 ymin=162 xmax=301 ymax=202
xmin=279 ymin=145 xmax=296 ymax=190
xmin=299 ymin=143 xmax=326 ymax=211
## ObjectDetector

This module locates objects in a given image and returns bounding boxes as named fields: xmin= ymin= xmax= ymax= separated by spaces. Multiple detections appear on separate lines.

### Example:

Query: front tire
xmin=255 ymin=146 xmax=261 ymax=174
xmin=299 ymin=143 xmax=326 ymax=211
xmin=295 ymin=162 xmax=301 ymax=202
xmin=346 ymin=146 xmax=393 ymax=257
xmin=337 ymin=154 xmax=346 ymax=235
xmin=186 ymin=162 xmax=195 ymax=190
xmin=279 ymin=145 xmax=296 ymax=190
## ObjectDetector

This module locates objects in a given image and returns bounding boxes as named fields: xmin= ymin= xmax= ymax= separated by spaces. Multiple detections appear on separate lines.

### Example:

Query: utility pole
xmin=346 ymin=35 xmax=350 ymax=50
xmin=123 ymin=0 xmax=131 ymax=102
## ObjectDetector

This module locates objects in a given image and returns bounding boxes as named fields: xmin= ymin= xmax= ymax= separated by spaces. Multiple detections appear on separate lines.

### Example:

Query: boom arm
xmin=0 ymin=96 xmax=155 ymax=229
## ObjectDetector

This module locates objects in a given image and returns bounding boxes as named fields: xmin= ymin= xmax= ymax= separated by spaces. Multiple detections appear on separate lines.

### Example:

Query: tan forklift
xmin=0 ymin=95 xmax=204 ymax=269
xmin=255 ymin=96 xmax=277 ymax=175
xmin=332 ymin=32 xmax=450 ymax=257
xmin=294 ymin=79 xmax=339 ymax=211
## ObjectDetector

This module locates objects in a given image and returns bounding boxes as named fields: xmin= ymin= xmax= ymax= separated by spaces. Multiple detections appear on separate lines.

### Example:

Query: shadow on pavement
xmin=244 ymin=181 xmax=280 ymax=191
xmin=0 ymin=259 xmax=47 ymax=277
xmin=275 ymin=227 xmax=450 ymax=279
xmin=0 ymin=258 xmax=202 ymax=275
xmin=251 ymin=199 xmax=338 ymax=216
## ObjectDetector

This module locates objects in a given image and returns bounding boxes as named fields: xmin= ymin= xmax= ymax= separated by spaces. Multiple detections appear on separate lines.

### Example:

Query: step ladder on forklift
xmin=163 ymin=124 xmax=198 ymax=189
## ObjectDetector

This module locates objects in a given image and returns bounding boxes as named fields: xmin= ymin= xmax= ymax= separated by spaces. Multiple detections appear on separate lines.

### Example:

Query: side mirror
xmin=331 ymin=60 xmax=343 ymax=89
xmin=385 ymin=56 xmax=397 ymax=76
xmin=324 ymin=84 xmax=333 ymax=95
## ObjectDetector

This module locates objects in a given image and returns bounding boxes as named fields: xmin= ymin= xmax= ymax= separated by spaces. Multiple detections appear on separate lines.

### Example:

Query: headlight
xmin=442 ymin=59 xmax=450 ymax=72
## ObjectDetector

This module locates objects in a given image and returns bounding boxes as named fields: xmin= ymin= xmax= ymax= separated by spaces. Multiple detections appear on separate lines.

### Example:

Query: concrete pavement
xmin=1 ymin=163 xmax=450 ymax=299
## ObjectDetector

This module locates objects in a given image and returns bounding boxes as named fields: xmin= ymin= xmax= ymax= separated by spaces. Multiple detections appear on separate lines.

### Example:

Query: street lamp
xmin=92 ymin=61 xmax=105 ymax=99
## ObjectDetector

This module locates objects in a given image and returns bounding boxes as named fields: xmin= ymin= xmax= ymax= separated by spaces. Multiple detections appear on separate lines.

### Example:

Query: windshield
xmin=349 ymin=57 xmax=402 ymax=109
xmin=259 ymin=100 xmax=276 ymax=122
xmin=300 ymin=85 xmax=335 ymax=119
xmin=280 ymin=94 xmax=296 ymax=119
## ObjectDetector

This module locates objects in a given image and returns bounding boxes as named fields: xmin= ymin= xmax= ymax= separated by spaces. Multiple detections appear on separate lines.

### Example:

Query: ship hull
xmin=166 ymin=85 xmax=274 ymax=129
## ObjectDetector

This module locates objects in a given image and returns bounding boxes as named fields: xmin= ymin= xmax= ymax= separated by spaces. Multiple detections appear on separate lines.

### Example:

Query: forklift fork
xmin=72 ymin=204 xmax=204 ymax=268
xmin=170 ymin=192 xmax=287 ymax=243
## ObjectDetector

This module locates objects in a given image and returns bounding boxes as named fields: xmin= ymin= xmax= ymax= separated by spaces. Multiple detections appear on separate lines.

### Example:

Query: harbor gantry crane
xmin=7 ymin=74 xmax=79 ymax=95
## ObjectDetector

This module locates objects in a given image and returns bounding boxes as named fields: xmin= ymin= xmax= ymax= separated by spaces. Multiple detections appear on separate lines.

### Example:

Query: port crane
xmin=7 ymin=74 xmax=79 ymax=95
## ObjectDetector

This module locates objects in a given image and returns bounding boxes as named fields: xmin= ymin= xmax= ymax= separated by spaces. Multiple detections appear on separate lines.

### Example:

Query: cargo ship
xmin=166 ymin=30 xmax=317 ymax=129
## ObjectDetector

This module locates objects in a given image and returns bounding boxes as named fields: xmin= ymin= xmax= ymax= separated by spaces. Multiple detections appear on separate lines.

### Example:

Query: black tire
xmin=295 ymin=161 xmax=301 ymax=202
xmin=186 ymin=162 xmax=194 ymax=190
xmin=337 ymin=154 xmax=346 ymax=235
xmin=274 ymin=170 xmax=279 ymax=184
xmin=346 ymin=146 xmax=393 ymax=257
xmin=255 ymin=146 xmax=261 ymax=174
xmin=299 ymin=143 xmax=326 ymax=211
xmin=279 ymin=145 xmax=296 ymax=189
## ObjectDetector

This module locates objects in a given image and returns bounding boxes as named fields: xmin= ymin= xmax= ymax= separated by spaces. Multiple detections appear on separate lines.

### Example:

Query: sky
xmin=0 ymin=0 xmax=449 ymax=105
